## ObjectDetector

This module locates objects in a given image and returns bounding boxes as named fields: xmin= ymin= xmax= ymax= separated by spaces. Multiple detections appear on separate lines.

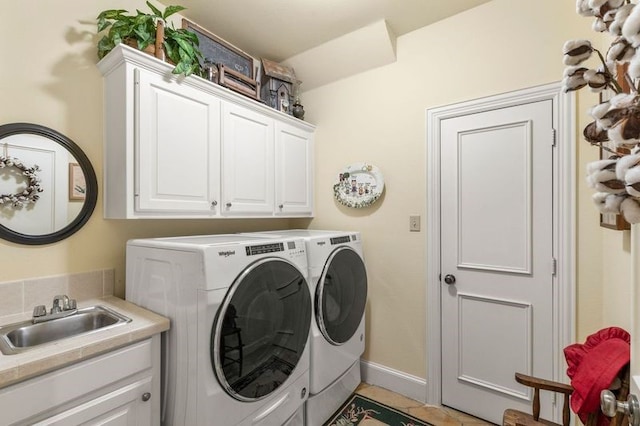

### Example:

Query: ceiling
xmin=161 ymin=0 xmax=492 ymax=62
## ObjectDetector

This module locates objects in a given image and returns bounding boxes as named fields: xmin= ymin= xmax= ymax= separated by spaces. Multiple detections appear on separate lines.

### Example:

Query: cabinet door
xmin=221 ymin=101 xmax=274 ymax=215
xmin=35 ymin=377 xmax=152 ymax=426
xmin=275 ymin=122 xmax=314 ymax=216
xmin=136 ymin=70 xmax=221 ymax=214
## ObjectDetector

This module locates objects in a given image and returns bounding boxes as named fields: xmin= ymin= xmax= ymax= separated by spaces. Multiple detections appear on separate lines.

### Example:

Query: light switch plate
xmin=409 ymin=215 xmax=420 ymax=232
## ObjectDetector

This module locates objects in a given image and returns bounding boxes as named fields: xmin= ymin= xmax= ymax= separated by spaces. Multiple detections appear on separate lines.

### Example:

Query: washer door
xmin=211 ymin=258 xmax=311 ymax=401
xmin=316 ymin=246 xmax=368 ymax=345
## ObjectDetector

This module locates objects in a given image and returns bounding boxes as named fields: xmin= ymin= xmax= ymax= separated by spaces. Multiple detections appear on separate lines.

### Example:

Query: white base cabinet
xmin=0 ymin=336 xmax=160 ymax=426
xmin=98 ymin=44 xmax=314 ymax=219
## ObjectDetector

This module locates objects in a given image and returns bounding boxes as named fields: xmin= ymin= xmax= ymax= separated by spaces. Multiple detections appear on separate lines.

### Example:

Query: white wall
xmin=294 ymin=0 xmax=625 ymax=378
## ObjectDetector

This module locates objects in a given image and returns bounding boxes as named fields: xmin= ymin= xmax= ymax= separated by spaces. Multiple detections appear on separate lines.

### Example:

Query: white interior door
xmin=440 ymin=99 xmax=555 ymax=423
xmin=0 ymin=135 xmax=69 ymax=234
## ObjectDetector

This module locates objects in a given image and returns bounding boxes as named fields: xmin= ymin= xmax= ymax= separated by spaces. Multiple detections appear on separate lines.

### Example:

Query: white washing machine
xmin=243 ymin=230 xmax=367 ymax=425
xmin=125 ymin=234 xmax=312 ymax=426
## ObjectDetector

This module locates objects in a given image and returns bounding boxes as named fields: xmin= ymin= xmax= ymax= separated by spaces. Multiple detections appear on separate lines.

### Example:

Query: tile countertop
xmin=0 ymin=296 xmax=169 ymax=390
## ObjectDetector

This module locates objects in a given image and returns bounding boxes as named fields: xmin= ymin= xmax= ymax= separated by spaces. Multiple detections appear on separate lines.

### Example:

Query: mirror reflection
xmin=0 ymin=123 xmax=97 ymax=245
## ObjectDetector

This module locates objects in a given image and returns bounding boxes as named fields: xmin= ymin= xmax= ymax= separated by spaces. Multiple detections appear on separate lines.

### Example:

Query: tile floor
xmin=355 ymin=383 xmax=495 ymax=426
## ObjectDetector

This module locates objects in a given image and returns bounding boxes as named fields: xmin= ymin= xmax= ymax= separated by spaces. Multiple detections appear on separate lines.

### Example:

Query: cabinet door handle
xmin=142 ymin=392 xmax=151 ymax=402
xmin=226 ymin=202 xmax=232 ymax=208
xmin=279 ymin=204 xmax=284 ymax=209
xmin=211 ymin=200 xmax=218 ymax=207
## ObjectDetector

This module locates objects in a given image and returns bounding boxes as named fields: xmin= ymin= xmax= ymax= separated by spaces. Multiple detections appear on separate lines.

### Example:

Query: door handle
xmin=443 ymin=274 xmax=456 ymax=285
xmin=601 ymin=390 xmax=640 ymax=426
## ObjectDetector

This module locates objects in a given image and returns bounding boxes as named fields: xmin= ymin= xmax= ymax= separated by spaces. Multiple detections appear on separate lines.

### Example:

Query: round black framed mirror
xmin=0 ymin=123 xmax=97 ymax=245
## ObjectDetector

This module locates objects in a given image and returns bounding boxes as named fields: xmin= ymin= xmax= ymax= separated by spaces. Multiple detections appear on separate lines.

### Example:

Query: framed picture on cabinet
xmin=181 ymin=19 xmax=255 ymax=80
xmin=182 ymin=19 xmax=259 ymax=99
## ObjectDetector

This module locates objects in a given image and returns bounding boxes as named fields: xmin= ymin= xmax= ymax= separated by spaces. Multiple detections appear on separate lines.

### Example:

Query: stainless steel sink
xmin=0 ymin=305 xmax=131 ymax=355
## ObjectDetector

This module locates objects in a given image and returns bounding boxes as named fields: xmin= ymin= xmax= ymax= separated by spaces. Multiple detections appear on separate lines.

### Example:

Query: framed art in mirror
xmin=68 ymin=163 xmax=86 ymax=201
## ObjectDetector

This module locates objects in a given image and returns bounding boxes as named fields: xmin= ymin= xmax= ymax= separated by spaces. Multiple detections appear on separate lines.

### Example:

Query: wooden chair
xmin=503 ymin=365 xmax=629 ymax=426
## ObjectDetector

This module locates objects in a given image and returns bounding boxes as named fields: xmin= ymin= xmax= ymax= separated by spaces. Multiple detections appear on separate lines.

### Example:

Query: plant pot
xmin=124 ymin=21 xmax=166 ymax=61
xmin=124 ymin=38 xmax=156 ymax=56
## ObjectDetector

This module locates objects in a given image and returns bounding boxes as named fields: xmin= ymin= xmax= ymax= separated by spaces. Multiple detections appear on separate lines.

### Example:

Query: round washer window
xmin=211 ymin=258 xmax=311 ymax=401
xmin=316 ymin=247 xmax=367 ymax=345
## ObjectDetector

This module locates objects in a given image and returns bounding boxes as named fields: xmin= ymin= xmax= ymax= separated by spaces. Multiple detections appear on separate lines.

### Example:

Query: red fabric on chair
xmin=563 ymin=327 xmax=630 ymax=426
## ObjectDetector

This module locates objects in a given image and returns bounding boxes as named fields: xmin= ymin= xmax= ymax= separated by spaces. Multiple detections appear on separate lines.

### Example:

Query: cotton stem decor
xmin=564 ymin=0 xmax=640 ymax=224
xmin=0 ymin=155 xmax=43 ymax=208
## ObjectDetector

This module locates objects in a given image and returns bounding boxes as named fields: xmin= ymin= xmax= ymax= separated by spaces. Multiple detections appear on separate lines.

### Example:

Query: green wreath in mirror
xmin=0 ymin=155 xmax=43 ymax=207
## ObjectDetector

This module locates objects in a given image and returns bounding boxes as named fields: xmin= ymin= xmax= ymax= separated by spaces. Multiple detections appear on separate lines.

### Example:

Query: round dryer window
xmin=316 ymin=247 xmax=368 ymax=345
xmin=211 ymin=258 xmax=311 ymax=401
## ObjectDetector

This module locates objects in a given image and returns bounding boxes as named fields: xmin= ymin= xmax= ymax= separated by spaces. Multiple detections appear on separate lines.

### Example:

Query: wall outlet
xmin=409 ymin=215 xmax=420 ymax=232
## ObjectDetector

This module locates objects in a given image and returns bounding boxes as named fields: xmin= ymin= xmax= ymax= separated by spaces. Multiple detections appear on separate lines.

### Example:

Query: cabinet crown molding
xmin=97 ymin=44 xmax=315 ymax=131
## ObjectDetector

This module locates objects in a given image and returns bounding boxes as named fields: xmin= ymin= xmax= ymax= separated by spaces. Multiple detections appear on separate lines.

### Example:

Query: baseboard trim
xmin=360 ymin=359 xmax=427 ymax=403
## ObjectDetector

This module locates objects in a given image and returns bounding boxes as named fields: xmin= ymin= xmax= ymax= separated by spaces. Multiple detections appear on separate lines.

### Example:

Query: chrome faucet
xmin=32 ymin=294 xmax=78 ymax=323
xmin=52 ymin=295 xmax=70 ymax=313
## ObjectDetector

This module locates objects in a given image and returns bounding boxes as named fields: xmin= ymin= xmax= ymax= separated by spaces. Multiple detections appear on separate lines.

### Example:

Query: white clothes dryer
xmin=125 ymin=234 xmax=312 ymax=426
xmin=243 ymin=230 xmax=367 ymax=425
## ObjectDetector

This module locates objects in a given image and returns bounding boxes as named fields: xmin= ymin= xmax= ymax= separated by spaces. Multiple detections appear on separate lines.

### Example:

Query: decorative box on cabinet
xmin=97 ymin=44 xmax=314 ymax=219
xmin=260 ymin=58 xmax=297 ymax=115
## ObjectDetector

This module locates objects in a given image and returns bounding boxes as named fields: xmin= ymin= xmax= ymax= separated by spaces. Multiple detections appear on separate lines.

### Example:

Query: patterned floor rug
xmin=323 ymin=393 xmax=433 ymax=426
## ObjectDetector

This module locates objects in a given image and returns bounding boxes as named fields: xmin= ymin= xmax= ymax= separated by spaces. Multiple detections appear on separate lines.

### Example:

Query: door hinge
xmin=551 ymin=128 xmax=557 ymax=147
xmin=552 ymin=258 xmax=557 ymax=276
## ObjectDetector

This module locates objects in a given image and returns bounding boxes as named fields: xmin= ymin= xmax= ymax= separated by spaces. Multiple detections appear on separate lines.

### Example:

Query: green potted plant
xmin=96 ymin=1 xmax=202 ymax=77
xmin=163 ymin=25 xmax=203 ymax=77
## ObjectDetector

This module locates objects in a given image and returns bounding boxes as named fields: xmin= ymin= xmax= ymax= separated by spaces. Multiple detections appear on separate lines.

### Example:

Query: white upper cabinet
xmin=221 ymin=101 xmax=274 ymax=216
xmin=136 ymin=69 xmax=221 ymax=215
xmin=275 ymin=121 xmax=314 ymax=216
xmin=97 ymin=44 xmax=314 ymax=219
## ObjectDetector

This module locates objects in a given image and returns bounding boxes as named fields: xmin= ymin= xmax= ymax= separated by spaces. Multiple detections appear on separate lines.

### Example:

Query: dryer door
xmin=316 ymin=246 xmax=368 ymax=345
xmin=211 ymin=258 xmax=311 ymax=401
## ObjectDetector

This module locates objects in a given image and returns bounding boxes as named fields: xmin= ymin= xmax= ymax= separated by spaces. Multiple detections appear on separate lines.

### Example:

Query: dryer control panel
xmin=245 ymin=242 xmax=285 ymax=256
xmin=245 ymin=240 xmax=307 ymax=264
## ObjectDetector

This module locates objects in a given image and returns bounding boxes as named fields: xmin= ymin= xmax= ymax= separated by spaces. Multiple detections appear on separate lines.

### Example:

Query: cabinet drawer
xmin=0 ymin=339 xmax=152 ymax=425
xmin=34 ymin=377 xmax=152 ymax=425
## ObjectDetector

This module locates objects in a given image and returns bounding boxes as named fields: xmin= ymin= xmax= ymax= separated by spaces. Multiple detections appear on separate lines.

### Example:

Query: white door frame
xmin=425 ymin=82 xmax=576 ymax=413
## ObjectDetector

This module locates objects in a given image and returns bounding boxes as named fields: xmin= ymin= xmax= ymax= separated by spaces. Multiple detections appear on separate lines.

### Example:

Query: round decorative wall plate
xmin=333 ymin=163 xmax=384 ymax=208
